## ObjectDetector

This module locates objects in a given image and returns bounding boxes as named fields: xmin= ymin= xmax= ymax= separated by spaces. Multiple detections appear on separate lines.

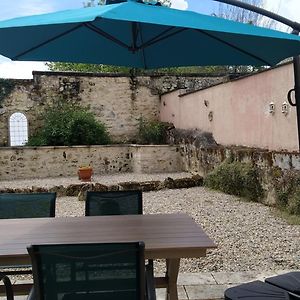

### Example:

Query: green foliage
xmin=27 ymin=102 xmax=111 ymax=146
xmin=273 ymin=171 xmax=300 ymax=216
xmin=287 ymin=188 xmax=300 ymax=215
xmin=47 ymin=61 xmax=229 ymax=76
xmin=138 ymin=117 xmax=169 ymax=144
xmin=84 ymin=0 xmax=171 ymax=7
xmin=204 ymin=161 xmax=264 ymax=201
xmin=46 ymin=62 xmax=132 ymax=74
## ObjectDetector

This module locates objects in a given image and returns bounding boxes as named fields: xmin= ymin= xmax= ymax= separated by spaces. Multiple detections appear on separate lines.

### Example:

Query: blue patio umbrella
xmin=0 ymin=0 xmax=300 ymax=69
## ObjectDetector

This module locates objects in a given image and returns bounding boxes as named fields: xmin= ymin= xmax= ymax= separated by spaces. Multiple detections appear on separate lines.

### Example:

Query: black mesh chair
xmin=0 ymin=192 xmax=56 ymax=219
xmin=0 ymin=242 xmax=156 ymax=300
xmin=225 ymin=280 xmax=300 ymax=300
xmin=0 ymin=192 xmax=56 ymax=276
xmin=85 ymin=190 xmax=142 ymax=216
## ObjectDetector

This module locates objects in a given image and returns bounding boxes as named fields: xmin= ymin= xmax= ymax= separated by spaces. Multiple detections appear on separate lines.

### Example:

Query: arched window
xmin=9 ymin=112 xmax=28 ymax=146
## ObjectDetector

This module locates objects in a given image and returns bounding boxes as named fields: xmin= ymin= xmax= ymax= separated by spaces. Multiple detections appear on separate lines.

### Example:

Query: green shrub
xmin=27 ymin=102 xmax=111 ymax=146
xmin=204 ymin=161 xmax=264 ymax=201
xmin=274 ymin=172 xmax=300 ymax=215
xmin=138 ymin=117 xmax=169 ymax=144
xmin=287 ymin=188 xmax=300 ymax=215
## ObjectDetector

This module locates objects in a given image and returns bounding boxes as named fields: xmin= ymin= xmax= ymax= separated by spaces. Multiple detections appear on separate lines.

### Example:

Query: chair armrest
xmin=145 ymin=260 xmax=156 ymax=300
xmin=0 ymin=273 xmax=14 ymax=300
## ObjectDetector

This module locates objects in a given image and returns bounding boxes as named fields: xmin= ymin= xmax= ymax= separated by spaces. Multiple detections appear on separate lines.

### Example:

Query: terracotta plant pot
xmin=78 ymin=166 xmax=93 ymax=182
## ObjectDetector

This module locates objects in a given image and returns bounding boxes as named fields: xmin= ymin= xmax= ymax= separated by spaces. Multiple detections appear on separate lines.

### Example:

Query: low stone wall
xmin=0 ymin=145 xmax=182 ymax=180
xmin=0 ymin=175 xmax=203 ymax=199
xmin=179 ymin=143 xmax=300 ymax=175
xmin=176 ymin=138 xmax=300 ymax=205
xmin=131 ymin=145 xmax=180 ymax=173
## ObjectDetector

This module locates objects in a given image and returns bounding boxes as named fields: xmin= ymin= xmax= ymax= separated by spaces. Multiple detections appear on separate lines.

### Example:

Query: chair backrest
xmin=28 ymin=242 xmax=145 ymax=300
xmin=85 ymin=190 xmax=142 ymax=216
xmin=0 ymin=193 xmax=56 ymax=219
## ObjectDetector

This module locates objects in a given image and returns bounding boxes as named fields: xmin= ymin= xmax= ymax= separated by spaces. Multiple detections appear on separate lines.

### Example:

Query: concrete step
xmin=1 ymin=270 xmax=295 ymax=300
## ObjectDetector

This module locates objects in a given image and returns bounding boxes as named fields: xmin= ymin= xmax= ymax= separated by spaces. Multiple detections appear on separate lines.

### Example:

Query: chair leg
xmin=146 ymin=260 xmax=156 ymax=300
xmin=0 ymin=273 xmax=14 ymax=300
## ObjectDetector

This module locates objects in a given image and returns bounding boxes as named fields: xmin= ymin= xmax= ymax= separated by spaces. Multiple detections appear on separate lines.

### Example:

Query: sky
xmin=0 ymin=0 xmax=299 ymax=79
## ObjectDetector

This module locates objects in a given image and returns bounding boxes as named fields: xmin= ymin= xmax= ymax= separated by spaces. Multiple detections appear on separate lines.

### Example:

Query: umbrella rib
xmin=137 ymin=23 xmax=148 ymax=69
xmin=137 ymin=27 xmax=186 ymax=51
xmin=12 ymin=24 xmax=83 ymax=60
xmin=84 ymin=23 xmax=130 ymax=50
xmin=131 ymin=22 xmax=139 ymax=52
xmin=195 ymin=29 xmax=272 ymax=66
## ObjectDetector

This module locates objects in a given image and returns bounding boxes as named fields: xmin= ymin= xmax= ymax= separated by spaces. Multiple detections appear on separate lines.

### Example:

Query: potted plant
xmin=78 ymin=165 xmax=93 ymax=182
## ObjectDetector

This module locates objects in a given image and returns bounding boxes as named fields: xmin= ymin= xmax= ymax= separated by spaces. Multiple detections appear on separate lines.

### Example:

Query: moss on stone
xmin=273 ymin=171 xmax=300 ymax=215
xmin=287 ymin=188 xmax=300 ymax=215
xmin=204 ymin=160 xmax=264 ymax=202
xmin=0 ymin=79 xmax=16 ymax=107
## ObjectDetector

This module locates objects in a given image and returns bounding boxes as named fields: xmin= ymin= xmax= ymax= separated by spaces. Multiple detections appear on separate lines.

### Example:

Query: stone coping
xmin=0 ymin=144 xmax=176 ymax=150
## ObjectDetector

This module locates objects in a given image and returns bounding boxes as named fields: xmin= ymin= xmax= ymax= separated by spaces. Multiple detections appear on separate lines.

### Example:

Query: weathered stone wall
xmin=0 ymin=145 xmax=182 ymax=180
xmin=0 ymin=72 xmax=225 ymax=146
xmin=131 ymin=145 xmax=181 ymax=173
xmin=174 ymin=133 xmax=300 ymax=205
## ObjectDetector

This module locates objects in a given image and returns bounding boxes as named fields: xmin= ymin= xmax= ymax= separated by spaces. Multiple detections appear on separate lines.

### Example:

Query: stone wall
xmin=160 ymin=63 xmax=298 ymax=151
xmin=0 ymin=72 xmax=225 ymax=146
xmin=131 ymin=145 xmax=181 ymax=173
xmin=174 ymin=133 xmax=300 ymax=204
xmin=0 ymin=145 xmax=182 ymax=180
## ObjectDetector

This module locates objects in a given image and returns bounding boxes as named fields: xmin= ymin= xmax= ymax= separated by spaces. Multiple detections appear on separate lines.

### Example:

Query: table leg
xmin=165 ymin=258 xmax=180 ymax=300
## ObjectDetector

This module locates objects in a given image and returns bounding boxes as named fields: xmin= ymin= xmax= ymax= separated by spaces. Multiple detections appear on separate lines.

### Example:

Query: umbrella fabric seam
xmin=137 ymin=27 xmax=187 ymax=51
xmin=12 ymin=23 xmax=83 ymax=61
xmin=137 ymin=23 xmax=148 ymax=69
xmin=194 ymin=29 xmax=272 ymax=66
xmin=85 ymin=22 xmax=130 ymax=50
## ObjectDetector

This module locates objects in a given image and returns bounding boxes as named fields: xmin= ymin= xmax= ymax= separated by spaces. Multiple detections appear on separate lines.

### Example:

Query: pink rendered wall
xmin=160 ymin=63 xmax=298 ymax=151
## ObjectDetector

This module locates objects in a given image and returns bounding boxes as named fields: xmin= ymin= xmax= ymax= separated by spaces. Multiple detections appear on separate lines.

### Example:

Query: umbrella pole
xmin=291 ymin=30 xmax=300 ymax=150
xmin=294 ymin=54 xmax=300 ymax=150
xmin=212 ymin=0 xmax=300 ymax=150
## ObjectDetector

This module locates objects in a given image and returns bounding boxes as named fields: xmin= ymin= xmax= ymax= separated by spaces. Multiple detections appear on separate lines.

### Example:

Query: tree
xmin=84 ymin=0 xmax=171 ymax=7
xmin=213 ymin=0 xmax=279 ymax=74
xmin=216 ymin=0 xmax=277 ymax=29
xmin=46 ymin=62 xmax=131 ymax=73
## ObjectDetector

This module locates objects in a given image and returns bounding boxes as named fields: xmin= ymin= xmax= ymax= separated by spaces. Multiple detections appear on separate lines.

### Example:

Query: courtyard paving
xmin=3 ymin=270 xmax=295 ymax=300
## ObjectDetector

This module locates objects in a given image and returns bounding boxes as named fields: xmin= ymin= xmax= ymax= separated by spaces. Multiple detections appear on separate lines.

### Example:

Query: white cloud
xmin=0 ymin=1 xmax=55 ymax=20
xmin=265 ymin=0 xmax=300 ymax=23
xmin=279 ymin=0 xmax=300 ymax=22
xmin=171 ymin=0 xmax=188 ymax=10
xmin=0 ymin=1 xmax=55 ymax=79
xmin=0 ymin=60 xmax=48 ymax=79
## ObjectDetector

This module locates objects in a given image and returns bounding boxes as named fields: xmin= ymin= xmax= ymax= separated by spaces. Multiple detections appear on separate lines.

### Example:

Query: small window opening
xmin=9 ymin=112 xmax=28 ymax=146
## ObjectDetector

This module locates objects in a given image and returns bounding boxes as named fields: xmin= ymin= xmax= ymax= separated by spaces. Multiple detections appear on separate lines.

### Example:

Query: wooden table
xmin=0 ymin=214 xmax=216 ymax=300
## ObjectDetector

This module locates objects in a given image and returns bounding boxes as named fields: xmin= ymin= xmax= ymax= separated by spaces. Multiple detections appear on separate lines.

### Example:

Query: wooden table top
xmin=0 ymin=214 xmax=216 ymax=265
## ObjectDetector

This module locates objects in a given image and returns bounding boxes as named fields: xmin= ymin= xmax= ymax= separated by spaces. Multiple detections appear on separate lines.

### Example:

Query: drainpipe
xmin=212 ymin=0 xmax=300 ymax=150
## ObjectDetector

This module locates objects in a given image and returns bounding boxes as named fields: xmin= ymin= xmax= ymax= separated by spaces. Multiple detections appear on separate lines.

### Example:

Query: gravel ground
xmin=55 ymin=187 xmax=300 ymax=273
xmin=2 ymin=172 xmax=300 ymax=274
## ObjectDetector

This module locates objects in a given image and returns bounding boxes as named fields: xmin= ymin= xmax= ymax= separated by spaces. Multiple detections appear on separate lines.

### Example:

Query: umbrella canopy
xmin=0 ymin=0 xmax=300 ymax=69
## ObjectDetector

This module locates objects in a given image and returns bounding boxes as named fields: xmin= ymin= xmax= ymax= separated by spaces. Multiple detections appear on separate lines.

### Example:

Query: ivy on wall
xmin=0 ymin=79 xmax=16 ymax=107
